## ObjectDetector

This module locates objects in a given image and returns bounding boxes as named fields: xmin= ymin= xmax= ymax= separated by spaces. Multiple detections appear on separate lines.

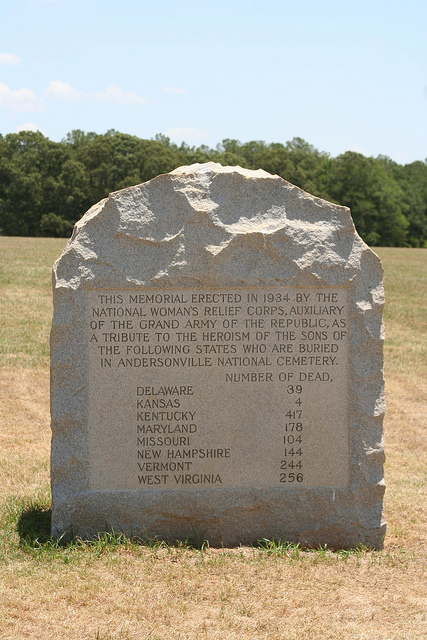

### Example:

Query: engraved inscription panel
xmin=87 ymin=288 xmax=350 ymax=490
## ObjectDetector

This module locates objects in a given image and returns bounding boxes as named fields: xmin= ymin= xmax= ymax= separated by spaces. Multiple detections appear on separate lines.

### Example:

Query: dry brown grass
xmin=0 ymin=237 xmax=65 ymax=368
xmin=0 ymin=367 xmax=51 ymax=498
xmin=0 ymin=240 xmax=426 ymax=640
xmin=1 ymin=547 xmax=425 ymax=640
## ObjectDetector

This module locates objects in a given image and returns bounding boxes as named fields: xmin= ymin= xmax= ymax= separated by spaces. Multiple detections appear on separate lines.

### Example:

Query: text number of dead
xmin=285 ymin=410 xmax=302 ymax=419
xmin=280 ymin=460 xmax=303 ymax=469
xmin=284 ymin=422 xmax=303 ymax=432
xmin=287 ymin=385 xmax=303 ymax=395
xmin=283 ymin=434 xmax=303 ymax=444
xmin=281 ymin=447 xmax=303 ymax=457
xmin=280 ymin=473 xmax=304 ymax=483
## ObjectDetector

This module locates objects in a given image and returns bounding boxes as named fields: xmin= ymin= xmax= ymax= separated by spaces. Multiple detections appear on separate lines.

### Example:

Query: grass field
xmin=0 ymin=238 xmax=426 ymax=640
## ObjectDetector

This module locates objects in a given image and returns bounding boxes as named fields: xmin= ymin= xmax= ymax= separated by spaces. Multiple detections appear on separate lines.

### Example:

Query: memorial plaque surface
xmin=88 ymin=287 xmax=349 ymax=491
xmin=51 ymin=162 xmax=386 ymax=548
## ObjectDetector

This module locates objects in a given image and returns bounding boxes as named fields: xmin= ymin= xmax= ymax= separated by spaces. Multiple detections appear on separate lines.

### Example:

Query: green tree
xmin=0 ymin=131 xmax=74 ymax=235
xmin=40 ymin=212 xmax=74 ymax=237
xmin=328 ymin=152 xmax=409 ymax=246
xmin=0 ymin=128 xmax=423 ymax=245
xmin=391 ymin=159 xmax=427 ymax=247
xmin=214 ymin=139 xmax=249 ymax=167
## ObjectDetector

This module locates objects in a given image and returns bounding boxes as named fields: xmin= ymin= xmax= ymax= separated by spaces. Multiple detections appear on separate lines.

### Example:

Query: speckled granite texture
xmin=51 ymin=162 xmax=386 ymax=548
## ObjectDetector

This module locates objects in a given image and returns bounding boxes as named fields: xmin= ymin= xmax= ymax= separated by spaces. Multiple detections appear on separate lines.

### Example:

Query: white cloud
xmin=0 ymin=83 xmax=45 ymax=112
xmin=0 ymin=52 xmax=21 ymax=65
xmin=17 ymin=122 xmax=46 ymax=135
xmin=164 ymin=127 xmax=209 ymax=141
xmin=44 ymin=80 xmax=83 ymax=101
xmin=162 ymin=86 xmax=188 ymax=95
xmin=90 ymin=84 xmax=148 ymax=105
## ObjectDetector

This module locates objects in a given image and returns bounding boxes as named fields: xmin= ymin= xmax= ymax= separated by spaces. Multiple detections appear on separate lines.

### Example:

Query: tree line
xmin=0 ymin=129 xmax=426 ymax=247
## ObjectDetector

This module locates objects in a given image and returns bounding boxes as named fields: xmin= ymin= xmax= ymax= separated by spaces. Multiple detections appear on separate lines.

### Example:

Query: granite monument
xmin=50 ymin=162 xmax=386 ymax=548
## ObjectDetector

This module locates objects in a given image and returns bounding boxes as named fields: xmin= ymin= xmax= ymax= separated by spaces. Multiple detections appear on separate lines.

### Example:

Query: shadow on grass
xmin=17 ymin=504 xmax=52 ymax=546
xmin=15 ymin=503 xmax=209 ymax=551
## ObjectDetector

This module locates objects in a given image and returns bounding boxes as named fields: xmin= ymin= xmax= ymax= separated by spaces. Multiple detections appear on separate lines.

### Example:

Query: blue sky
xmin=0 ymin=0 xmax=426 ymax=164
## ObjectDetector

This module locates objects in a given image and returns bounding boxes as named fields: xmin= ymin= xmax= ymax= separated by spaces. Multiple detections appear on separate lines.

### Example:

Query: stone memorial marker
xmin=51 ymin=162 xmax=386 ymax=548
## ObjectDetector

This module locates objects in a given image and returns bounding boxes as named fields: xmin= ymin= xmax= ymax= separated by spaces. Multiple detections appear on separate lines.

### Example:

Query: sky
xmin=0 ymin=0 xmax=426 ymax=164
